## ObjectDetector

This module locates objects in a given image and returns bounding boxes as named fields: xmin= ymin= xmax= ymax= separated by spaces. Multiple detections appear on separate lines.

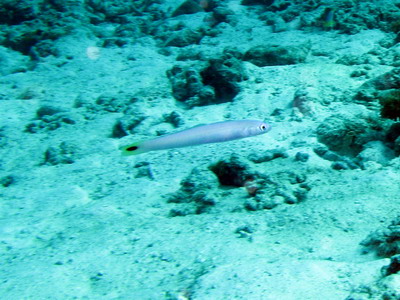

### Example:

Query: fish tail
xmin=120 ymin=141 xmax=146 ymax=156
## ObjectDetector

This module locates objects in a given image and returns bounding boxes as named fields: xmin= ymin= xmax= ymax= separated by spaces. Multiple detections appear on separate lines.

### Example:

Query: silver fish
xmin=121 ymin=120 xmax=271 ymax=155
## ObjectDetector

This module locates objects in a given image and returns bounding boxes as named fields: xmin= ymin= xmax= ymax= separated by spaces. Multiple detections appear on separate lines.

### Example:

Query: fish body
xmin=121 ymin=120 xmax=271 ymax=155
xmin=322 ymin=7 xmax=335 ymax=30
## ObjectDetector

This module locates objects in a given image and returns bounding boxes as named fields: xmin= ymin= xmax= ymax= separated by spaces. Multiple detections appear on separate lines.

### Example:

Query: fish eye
xmin=260 ymin=124 xmax=267 ymax=131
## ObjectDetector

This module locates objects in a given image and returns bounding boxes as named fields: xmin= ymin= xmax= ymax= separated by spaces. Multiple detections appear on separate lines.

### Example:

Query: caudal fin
xmin=120 ymin=141 xmax=146 ymax=156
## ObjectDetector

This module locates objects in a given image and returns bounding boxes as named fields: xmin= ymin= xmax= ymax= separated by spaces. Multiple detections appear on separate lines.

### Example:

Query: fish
xmin=322 ymin=7 xmax=335 ymax=30
xmin=120 ymin=119 xmax=272 ymax=155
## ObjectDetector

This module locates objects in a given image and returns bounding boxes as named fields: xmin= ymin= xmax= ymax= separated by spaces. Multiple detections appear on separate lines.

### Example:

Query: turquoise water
xmin=1 ymin=1 xmax=400 ymax=299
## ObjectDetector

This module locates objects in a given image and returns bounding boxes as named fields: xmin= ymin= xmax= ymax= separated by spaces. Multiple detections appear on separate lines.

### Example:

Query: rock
xmin=0 ymin=46 xmax=30 ymax=75
xmin=379 ymin=90 xmax=400 ymax=120
xmin=44 ymin=141 xmax=80 ymax=165
xmin=361 ymin=216 xmax=400 ymax=257
xmin=200 ymin=57 xmax=245 ymax=102
xmin=354 ymin=68 xmax=400 ymax=119
xmin=164 ymin=28 xmax=204 ymax=47
xmin=171 ymin=0 xmax=204 ymax=17
xmin=167 ymin=55 xmax=246 ymax=106
xmin=316 ymin=113 xmax=382 ymax=157
xmin=357 ymin=141 xmax=395 ymax=165
xmin=209 ymin=155 xmax=253 ymax=187
xmin=382 ymin=255 xmax=400 ymax=276
xmin=243 ymin=43 xmax=310 ymax=67
xmin=167 ymin=167 xmax=218 ymax=216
